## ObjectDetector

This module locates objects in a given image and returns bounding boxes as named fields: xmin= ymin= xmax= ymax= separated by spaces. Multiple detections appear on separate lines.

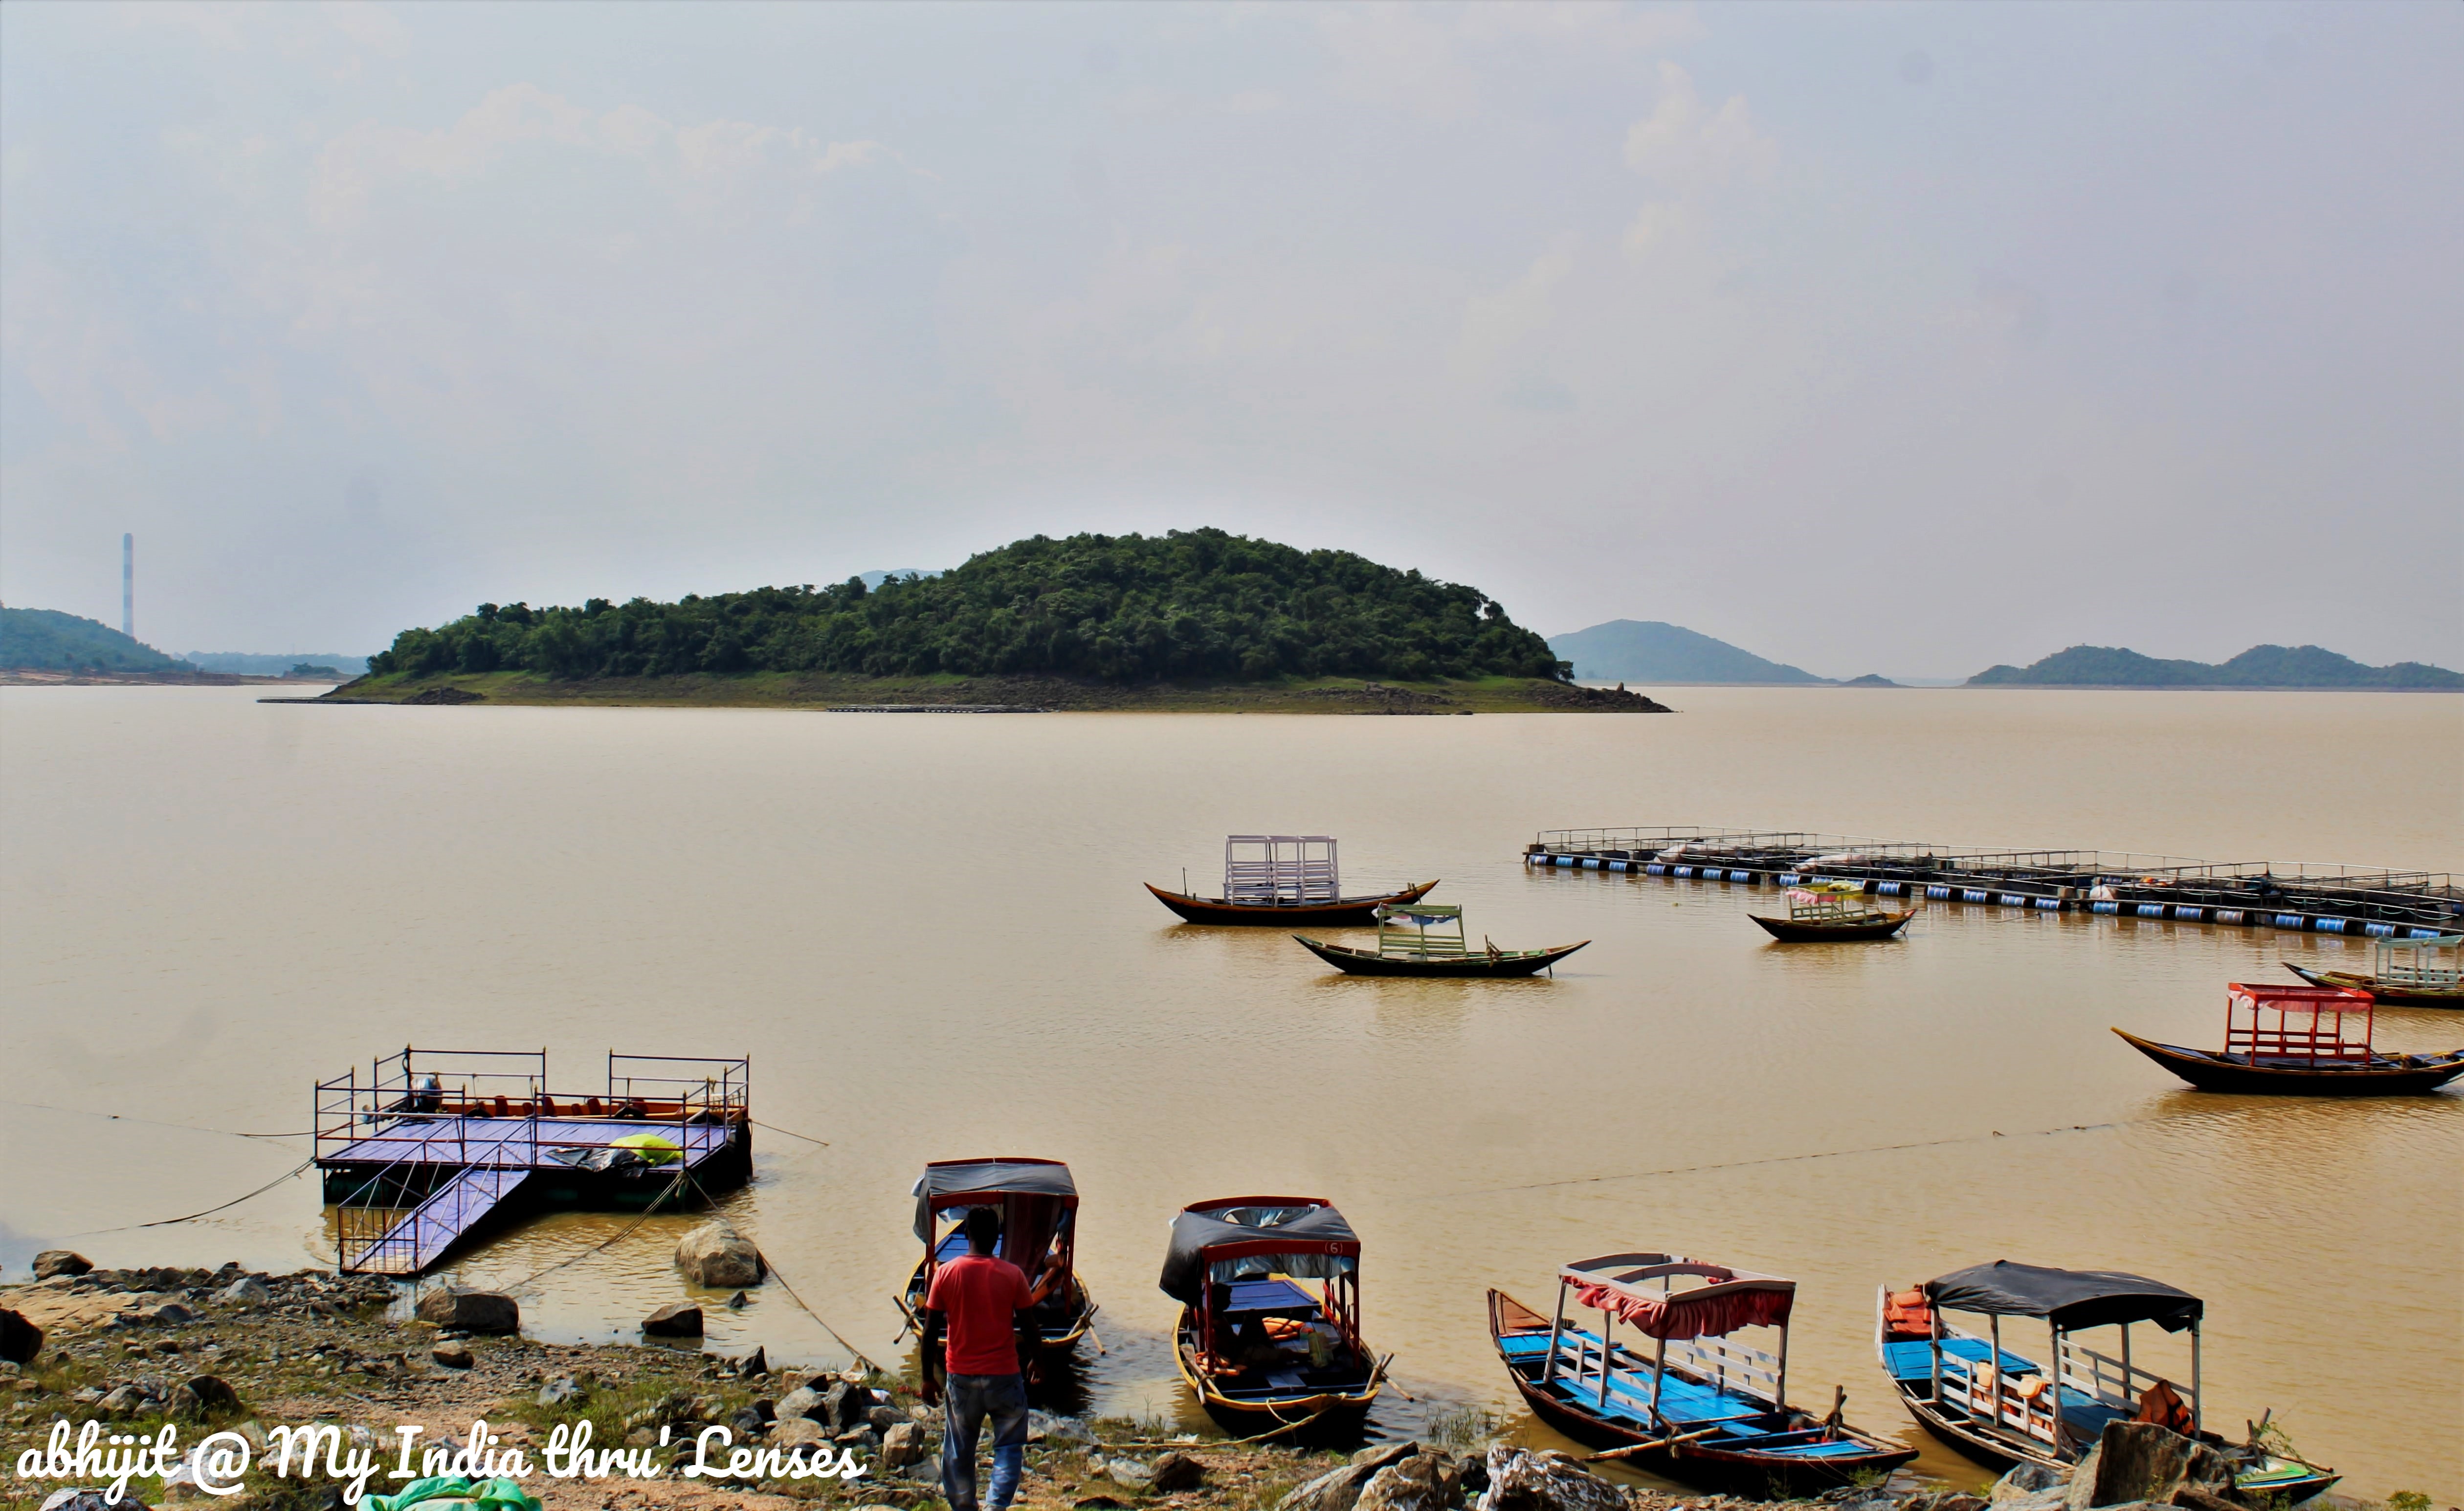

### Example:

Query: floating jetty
xmin=314 ymin=1048 xmax=751 ymax=1276
xmin=1524 ymin=827 xmax=2462 ymax=938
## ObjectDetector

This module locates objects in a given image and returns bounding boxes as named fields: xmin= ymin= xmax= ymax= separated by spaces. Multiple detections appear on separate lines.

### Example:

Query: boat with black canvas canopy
xmin=1147 ymin=835 xmax=1437 ymax=925
xmin=2283 ymin=934 xmax=2464 ymax=1007
xmin=1487 ymin=1253 xmax=1915 ymax=1498
xmin=1293 ymin=902 xmax=1588 ymax=978
xmin=2114 ymin=982 xmax=2464 ymax=1095
xmin=898 ymin=1157 xmax=1097 ymax=1356
xmin=1163 ymin=1197 xmax=1382 ymax=1431
xmin=1748 ymin=883 xmax=1913 ymax=942
xmin=1875 ymin=1261 xmax=2335 ymax=1501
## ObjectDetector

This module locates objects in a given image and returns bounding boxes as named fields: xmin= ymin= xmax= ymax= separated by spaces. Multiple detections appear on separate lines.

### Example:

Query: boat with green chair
xmin=2284 ymin=933 xmax=2464 ymax=1007
xmin=1294 ymin=902 xmax=1587 ymax=978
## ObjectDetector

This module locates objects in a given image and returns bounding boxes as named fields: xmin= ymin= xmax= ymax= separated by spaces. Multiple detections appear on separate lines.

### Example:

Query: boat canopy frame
xmin=1914 ymin=1261 xmax=2206 ymax=1454
xmin=2224 ymin=984 xmax=2375 ymax=1066
xmin=1376 ymin=902 xmax=1469 ymax=958
xmin=1224 ymin=836 xmax=1340 ymax=905
xmin=2374 ymin=933 xmax=2463 ymax=989
xmin=911 ymin=1156 xmax=1081 ymax=1287
xmin=1535 ymin=1252 xmax=1798 ymax=1428
xmin=1785 ymin=883 xmax=1886 ymax=925
xmin=1163 ymin=1196 xmax=1366 ymax=1370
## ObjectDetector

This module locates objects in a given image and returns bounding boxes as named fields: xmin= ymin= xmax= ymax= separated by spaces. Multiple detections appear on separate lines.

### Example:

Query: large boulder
xmin=1280 ymin=1462 xmax=1382 ymax=1511
xmin=1357 ymin=1452 xmax=1462 ymax=1511
xmin=772 ymin=1418 xmax=829 ymax=1449
xmin=1150 ymin=1452 xmax=1206 ymax=1494
xmin=414 ymin=1289 xmax=519 ymax=1334
xmin=642 ymin=1303 xmax=704 ymax=1338
xmin=880 ymin=1421 xmax=926 ymax=1470
xmin=775 ymin=1384 xmax=826 ymax=1423
xmin=0 ymin=1309 xmax=43 ymax=1366
xmin=674 ymin=1223 xmax=764 ymax=1289
xmin=1476 ymin=1447 xmax=1629 ymax=1511
xmin=1354 ymin=1443 xmax=1423 ymax=1471
xmin=2078 ymin=1423 xmax=2238 ymax=1509
xmin=1992 ymin=1463 xmax=2071 ymax=1511
xmin=218 ymin=1277 xmax=272 ymax=1307
xmin=33 ymin=1251 xmax=93 ymax=1281
xmin=172 ymin=1376 xmax=241 ymax=1418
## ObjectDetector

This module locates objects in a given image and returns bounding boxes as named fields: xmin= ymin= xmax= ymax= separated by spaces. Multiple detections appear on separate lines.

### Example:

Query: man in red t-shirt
xmin=921 ymin=1207 xmax=1058 ymax=1511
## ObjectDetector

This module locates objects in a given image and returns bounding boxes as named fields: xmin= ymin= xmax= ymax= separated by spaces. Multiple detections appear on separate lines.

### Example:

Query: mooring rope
xmin=1 ymin=1098 xmax=313 ymax=1143
xmin=681 ymin=1170 xmax=886 ymax=1376
xmin=61 ymin=1156 xmax=319 ymax=1237
xmin=1432 ymin=1110 xmax=2222 ymax=1200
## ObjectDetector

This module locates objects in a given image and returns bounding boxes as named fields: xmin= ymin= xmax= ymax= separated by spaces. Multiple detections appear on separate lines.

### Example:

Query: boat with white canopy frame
xmin=2284 ymin=933 xmax=2464 ymax=1007
xmin=1875 ymin=1261 xmax=2336 ymax=1501
xmin=1488 ymin=1252 xmax=1915 ymax=1498
xmin=1147 ymin=836 xmax=1438 ymax=926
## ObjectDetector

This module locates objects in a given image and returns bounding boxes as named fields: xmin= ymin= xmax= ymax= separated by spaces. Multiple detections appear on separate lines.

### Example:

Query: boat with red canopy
xmin=2113 ymin=983 xmax=2464 ymax=1095
xmin=1487 ymin=1252 xmax=1915 ymax=1498
xmin=898 ymin=1157 xmax=1097 ymax=1358
xmin=1163 ymin=1197 xmax=1382 ymax=1431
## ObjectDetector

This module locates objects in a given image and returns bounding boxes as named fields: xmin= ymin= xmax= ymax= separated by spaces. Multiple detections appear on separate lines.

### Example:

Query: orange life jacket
xmin=1883 ymin=1289 xmax=1934 ymax=1338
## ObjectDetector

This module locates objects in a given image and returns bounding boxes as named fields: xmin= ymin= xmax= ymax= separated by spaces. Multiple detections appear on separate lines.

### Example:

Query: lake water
xmin=2 ymin=686 xmax=2457 ymax=1500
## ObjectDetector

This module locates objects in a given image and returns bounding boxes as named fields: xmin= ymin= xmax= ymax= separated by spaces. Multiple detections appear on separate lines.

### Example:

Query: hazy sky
xmin=2 ymin=1 xmax=2457 ymax=676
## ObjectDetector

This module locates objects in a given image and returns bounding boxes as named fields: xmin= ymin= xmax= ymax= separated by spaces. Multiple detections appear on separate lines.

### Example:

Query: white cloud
xmin=1453 ymin=236 xmax=1579 ymax=381
xmin=1623 ymin=61 xmax=1775 ymax=188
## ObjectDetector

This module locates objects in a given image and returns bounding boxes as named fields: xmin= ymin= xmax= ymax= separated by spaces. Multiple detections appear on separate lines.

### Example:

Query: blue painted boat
xmin=1488 ymin=1253 xmax=1916 ymax=1499
xmin=1875 ymin=1263 xmax=2337 ymax=1500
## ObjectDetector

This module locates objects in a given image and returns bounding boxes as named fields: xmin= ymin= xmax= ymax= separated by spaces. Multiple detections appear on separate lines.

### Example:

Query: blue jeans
xmin=941 ymin=1372 xmax=1029 ymax=1511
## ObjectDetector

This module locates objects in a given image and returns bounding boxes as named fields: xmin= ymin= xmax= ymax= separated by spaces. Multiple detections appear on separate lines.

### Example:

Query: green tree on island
xmin=368 ymin=529 xmax=1571 ymax=685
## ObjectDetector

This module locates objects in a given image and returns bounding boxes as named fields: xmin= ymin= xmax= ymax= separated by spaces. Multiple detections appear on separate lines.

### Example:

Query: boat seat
xmin=1882 ymin=1338 xmax=2040 ymax=1382
xmin=1223 ymin=1278 xmax=1319 ymax=1314
xmin=1760 ymin=1441 xmax=1876 ymax=1459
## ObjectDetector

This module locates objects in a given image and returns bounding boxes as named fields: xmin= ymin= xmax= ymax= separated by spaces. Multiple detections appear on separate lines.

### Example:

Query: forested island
xmin=333 ymin=530 xmax=1667 ymax=712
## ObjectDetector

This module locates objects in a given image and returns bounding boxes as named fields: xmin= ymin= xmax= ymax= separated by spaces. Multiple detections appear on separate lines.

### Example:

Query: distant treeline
xmin=368 ymin=529 xmax=1570 ymax=685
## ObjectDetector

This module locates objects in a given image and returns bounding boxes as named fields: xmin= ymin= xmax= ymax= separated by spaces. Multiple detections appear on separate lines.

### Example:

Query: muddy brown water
xmin=2 ymin=686 xmax=2457 ymax=1499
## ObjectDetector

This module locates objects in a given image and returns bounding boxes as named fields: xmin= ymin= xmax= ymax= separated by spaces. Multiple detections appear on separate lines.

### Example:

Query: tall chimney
xmin=122 ymin=533 xmax=134 ymax=638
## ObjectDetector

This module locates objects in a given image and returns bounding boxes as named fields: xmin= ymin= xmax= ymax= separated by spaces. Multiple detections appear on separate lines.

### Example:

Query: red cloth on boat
xmin=1574 ymin=1277 xmax=1795 ymax=1340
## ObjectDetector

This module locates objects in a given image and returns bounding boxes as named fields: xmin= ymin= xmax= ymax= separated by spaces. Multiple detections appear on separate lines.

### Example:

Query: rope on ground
xmin=683 ymin=1171 xmax=884 ymax=1377
xmin=63 ymin=1156 xmax=318 ymax=1237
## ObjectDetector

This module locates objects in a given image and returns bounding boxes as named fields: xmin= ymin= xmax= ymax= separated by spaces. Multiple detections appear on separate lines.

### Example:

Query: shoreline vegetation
xmin=309 ymin=670 xmax=1671 ymax=714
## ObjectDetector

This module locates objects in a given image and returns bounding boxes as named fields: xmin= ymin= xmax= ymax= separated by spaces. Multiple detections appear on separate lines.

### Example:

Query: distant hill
xmin=0 ymin=607 xmax=192 ymax=672
xmin=1549 ymin=620 xmax=1828 ymax=684
xmin=1840 ymin=674 xmax=1902 ymax=688
xmin=184 ymin=651 xmax=372 ymax=676
xmin=1968 ymin=644 xmax=2461 ymax=689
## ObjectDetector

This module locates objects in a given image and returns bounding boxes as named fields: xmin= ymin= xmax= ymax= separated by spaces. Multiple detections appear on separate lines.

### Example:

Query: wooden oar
xmin=1367 ymin=1352 xmax=1416 ymax=1402
xmin=1582 ymin=1426 xmax=1720 ymax=1463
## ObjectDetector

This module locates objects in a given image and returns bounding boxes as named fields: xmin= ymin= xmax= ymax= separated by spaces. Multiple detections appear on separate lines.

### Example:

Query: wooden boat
xmin=1150 ymin=835 xmax=1436 ymax=926
xmin=1488 ymin=1253 xmax=1916 ymax=1499
xmin=2282 ymin=934 xmax=2464 ymax=1006
xmin=1875 ymin=1262 xmax=2336 ymax=1502
xmin=1749 ymin=883 xmax=1912 ymax=942
xmin=1164 ymin=1197 xmax=1380 ymax=1433
xmin=2115 ymin=982 xmax=2464 ymax=1095
xmin=897 ymin=1157 xmax=1097 ymax=1359
xmin=1295 ymin=903 xmax=1587 ymax=978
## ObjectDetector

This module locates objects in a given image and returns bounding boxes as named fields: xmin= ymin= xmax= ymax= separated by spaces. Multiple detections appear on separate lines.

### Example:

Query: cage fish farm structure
xmin=1524 ymin=827 xmax=2462 ymax=939
xmin=314 ymin=1048 xmax=752 ymax=1276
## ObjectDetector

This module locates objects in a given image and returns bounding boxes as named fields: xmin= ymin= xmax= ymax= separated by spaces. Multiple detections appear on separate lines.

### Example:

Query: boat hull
xmin=1172 ymin=1308 xmax=1377 ymax=1439
xmin=1293 ymin=936 xmax=1588 ymax=977
xmin=1885 ymin=1374 xmax=2336 ymax=1503
xmin=1749 ymin=911 xmax=1913 ymax=942
xmin=1488 ymin=1291 xmax=1915 ymax=1500
xmin=2282 ymin=963 xmax=2464 ymax=1008
xmin=1147 ymin=880 xmax=1439 ymax=927
xmin=2112 ymin=1028 xmax=2464 ymax=1095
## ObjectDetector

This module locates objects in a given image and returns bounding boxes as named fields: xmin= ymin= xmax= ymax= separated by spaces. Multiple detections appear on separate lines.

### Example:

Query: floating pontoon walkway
xmin=1524 ymin=827 xmax=2462 ymax=938
xmin=314 ymin=1048 xmax=751 ymax=1276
